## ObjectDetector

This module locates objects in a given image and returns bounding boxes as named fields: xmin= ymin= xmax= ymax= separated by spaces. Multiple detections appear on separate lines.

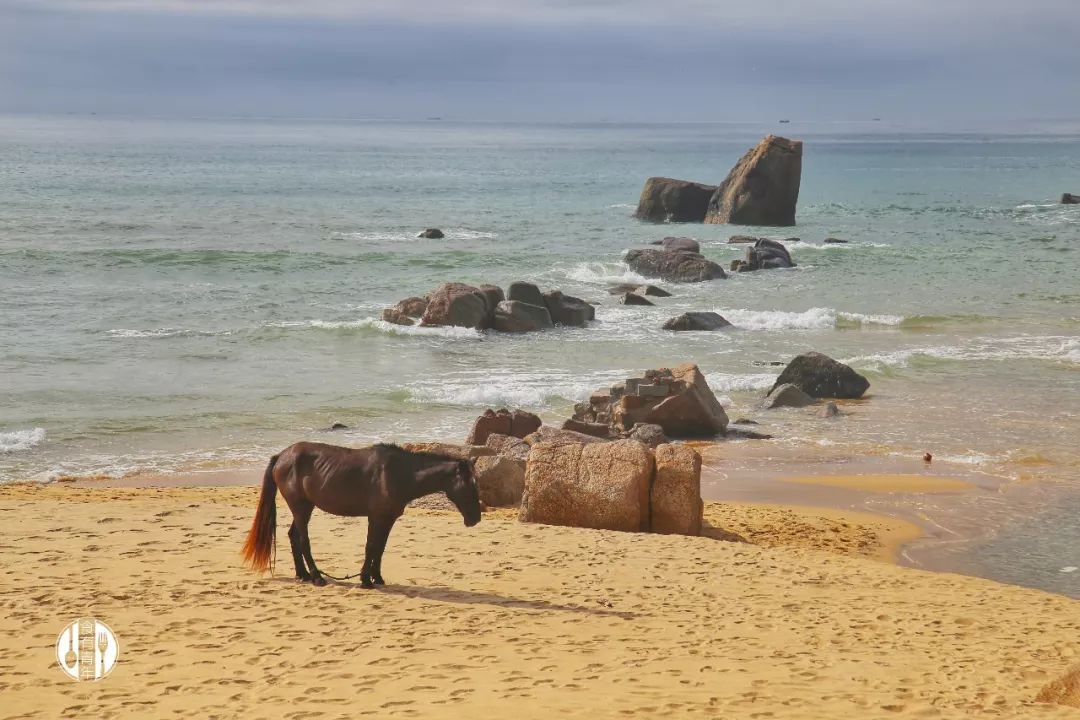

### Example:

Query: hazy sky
xmin=2 ymin=0 xmax=1078 ymax=123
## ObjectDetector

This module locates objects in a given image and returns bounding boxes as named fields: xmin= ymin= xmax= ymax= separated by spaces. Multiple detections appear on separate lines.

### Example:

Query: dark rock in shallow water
xmin=607 ymin=283 xmax=672 ymax=297
xmin=823 ymin=237 xmax=848 ymax=244
xmin=771 ymin=352 xmax=870 ymax=399
xmin=662 ymin=312 xmax=731 ymax=331
xmin=624 ymin=249 xmax=726 ymax=282
xmin=732 ymin=418 xmax=759 ymax=425
xmin=819 ymin=401 xmax=841 ymax=418
xmin=418 ymin=228 xmax=445 ymax=238
xmin=732 ymin=238 xmax=796 ymax=272
xmin=619 ymin=293 xmax=654 ymax=306
xmin=651 ymin=236 xmax=701 ymax=253
xmin=1062 ymin=193 xmax=1079 ymax=204
xmin=328 ymin=422 xmax=349 ymax=431
xmin=542 ymin=290 xmax=595 ymax=327
xmin=728 ymin=235 xmax=761 ymax=244
xmin=420 ymin=282 xmax=493 ymax=329
xmin=381 ymin=296 xmax=429 ymax=326
xmin=493 ymin=300 xmax=553 ymax=333
xmin=507 ymin=281 xmax=545 ymax=307
xmin=634 ymin=177 xmax=717 ymax=223
xmin=705 ymin=135 xmax=803 ymax=227
xmin=760 ymin=383 xmax=815 ymax=409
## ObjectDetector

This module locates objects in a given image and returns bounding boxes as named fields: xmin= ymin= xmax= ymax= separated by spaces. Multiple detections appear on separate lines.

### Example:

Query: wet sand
xmin=2 ymin=483 xmax=1079 ymax=719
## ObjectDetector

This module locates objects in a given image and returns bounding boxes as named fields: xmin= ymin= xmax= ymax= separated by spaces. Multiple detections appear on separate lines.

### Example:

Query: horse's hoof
xmin=311 ymin=575 xmax=327 ymax=587
xmin=361 ymin=578 xmax=375 ymax=589
xmin=373 ymin=576 xmax=385 ymax=586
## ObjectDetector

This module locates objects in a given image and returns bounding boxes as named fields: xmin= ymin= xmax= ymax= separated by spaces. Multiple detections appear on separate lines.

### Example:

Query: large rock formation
xmin=730 ymin=238 xmax=796 ymax=272
xmin=634 ymin=177 xmax=717 ymax=223
xmin=623 ymin=249 xmax=726 ymax=283
xmin=573 ymin=363 xmax=728 ymax=437
xmin=466 ymin=408 xmax=542 ymax=446
xmin=399 ymin=442 xmax=495 ymax=460
xmin=473 ymin=454 xmax=526 ymax=507
xmin=524 ymin=426 xmax=607 ymax=446
xmin=770 ymin=352 xmax=870 ymax=399
xmin=420 ymin=283 xmax=493 ymax=329
xmin=519 ymin=440 xmax=654 ymax=532
xmin=483 ymin=433 xmax=531 ymax=461
xmin=662 ymin=312 xmax=731 ymax=331
xmin=650 ymin=444 xmax=703 ymax=536
xmin=705 ymin=135 xmax=802 ymax=227
xmin=384 ymin=282 xmax=594 ymax=332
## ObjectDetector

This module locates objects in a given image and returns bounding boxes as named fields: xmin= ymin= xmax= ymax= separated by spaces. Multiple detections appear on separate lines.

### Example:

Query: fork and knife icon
xmin=58 ymin=619 xmax=115 ymax=680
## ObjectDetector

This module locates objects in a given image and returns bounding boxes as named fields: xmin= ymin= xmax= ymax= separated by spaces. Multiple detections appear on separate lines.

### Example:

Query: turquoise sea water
xmin=1 ymin=115 xmax=1077 ymax=594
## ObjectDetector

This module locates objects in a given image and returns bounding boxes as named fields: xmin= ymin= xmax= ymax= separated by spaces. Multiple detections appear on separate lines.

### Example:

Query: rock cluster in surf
xmin=635 ymin=135 xmax=803 ymax=227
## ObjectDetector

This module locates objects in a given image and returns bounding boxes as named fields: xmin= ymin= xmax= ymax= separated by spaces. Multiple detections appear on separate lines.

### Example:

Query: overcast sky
xmin=2 ymin=0 xmax=1078 ymax=124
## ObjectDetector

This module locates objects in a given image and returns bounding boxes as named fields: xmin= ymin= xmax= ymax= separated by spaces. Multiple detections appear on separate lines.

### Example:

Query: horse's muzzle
xmin=465 ymin=515 xmax=481 ymax=527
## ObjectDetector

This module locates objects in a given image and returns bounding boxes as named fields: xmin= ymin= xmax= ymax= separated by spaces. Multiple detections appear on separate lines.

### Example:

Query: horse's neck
xmin=403 ymin=461 xmax=454 ymax=502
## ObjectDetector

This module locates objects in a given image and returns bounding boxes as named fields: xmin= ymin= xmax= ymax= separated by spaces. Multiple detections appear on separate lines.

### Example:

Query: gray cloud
xmin=1 ymin=1 xmax=1077 ymax=123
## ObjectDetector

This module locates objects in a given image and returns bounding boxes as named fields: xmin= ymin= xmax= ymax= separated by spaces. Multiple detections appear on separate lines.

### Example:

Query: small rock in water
xmin=1062 ymin=193 xmax=1079 ymax=205
xmin=329 ymin=422 xmax=349 ymax=430
xmin=923 ymin=453 xmax=933 ymax=463
xmin=619 ymin=293 xmax=654 ymax=306
xmin=761 ymin=383 xmax=815 ymax=409
xmin=823 ymin=237 xmax=849 ymax=244
xmin=732 ymin=418 xmax=759 ymax=425
xmin=418 ymin=228 xmax=445 ymax=239
xmin=819 ymin=401 xmax=840 ymax=418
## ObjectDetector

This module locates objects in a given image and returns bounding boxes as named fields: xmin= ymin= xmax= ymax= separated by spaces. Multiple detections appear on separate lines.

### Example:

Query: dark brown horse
xmin=242 ymin=442 xmax=481 ymax=588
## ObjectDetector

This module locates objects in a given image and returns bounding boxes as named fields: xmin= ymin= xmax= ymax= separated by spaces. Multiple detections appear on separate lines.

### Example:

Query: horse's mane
xmin=373 ymin=443 xmax=469 ymax=466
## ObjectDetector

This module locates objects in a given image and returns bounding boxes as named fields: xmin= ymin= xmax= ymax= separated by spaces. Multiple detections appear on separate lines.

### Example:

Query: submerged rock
xmin=662 ymin=312 xmax=731 ymax=331
xmin=771 ymin=352 xmax=870 ymax=399
xmin=634 ymin=177 xmax=717 ymax=223
xmin=493 ymin=300 xmax=553 ymax=333
xmin=705 ymin=135 xmax=803 ymax=227
xmin=761 ymin=383 xmax=815 ymax=409
xmin=619 ymin=293 xmax=654 ymax=306
xmin=606 ymin=283 xmax=672 ymax=297
xmin=728 ymin=235 xmax=761 ymax=244
xmin=624 ymin=249 xmax=726 ymax=283
xmin=823 ymin=237 xmax=848 ymax=244
xmin=819 ymin=401 xmax=840 ymax=418
xmin=418 ymin=228 xmax=445 ymax=238
xmin=651 ymin=236 xmax=701 ymax=253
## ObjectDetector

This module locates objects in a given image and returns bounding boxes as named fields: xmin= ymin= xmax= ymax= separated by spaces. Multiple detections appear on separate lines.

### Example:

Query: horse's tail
xmin=242 ymin=454 xmax=279 ymax=574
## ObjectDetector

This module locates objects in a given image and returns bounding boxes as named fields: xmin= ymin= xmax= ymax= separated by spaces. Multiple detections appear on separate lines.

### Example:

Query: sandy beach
xmin=2 ymin=482 xmax=1078 ymax=719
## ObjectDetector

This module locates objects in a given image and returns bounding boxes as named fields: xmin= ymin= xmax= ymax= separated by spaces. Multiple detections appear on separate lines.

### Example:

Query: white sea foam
xmin=704 ymin=372 xmax=777 ymax=392
xmin=0 ymin=428 xmax=46 ymax=454
xmin=403 ymin=369 xmax=629 ymax=408
xmin=277 ymin=318 xmax=483 ymax=339
xmin=334 ymin=228 xmax=497 ymax=242
xmin=564 ymin=262 xmax=649 ymax=285
xmin=719 ymin=307 xmax=902 ymax=331
xmin=107 ymin=327 xmax=232 ymax=339
xmin=846 ymin=335 xmax=1080 ymax=370
xmin=607 ymin=203 xmax=636 ymax=209
xmin=793 ymin=241 xmax=891 ymax=250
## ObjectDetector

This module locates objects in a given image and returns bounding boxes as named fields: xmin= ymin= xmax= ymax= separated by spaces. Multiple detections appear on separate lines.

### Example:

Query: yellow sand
xmin=782 ymin=473 xmax=975 ymax=493
xmin=1 ymin=485 xmax=1078 ymax=720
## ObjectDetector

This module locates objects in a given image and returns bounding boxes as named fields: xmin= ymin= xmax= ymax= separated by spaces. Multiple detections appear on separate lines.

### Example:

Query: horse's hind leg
xmin=371 ymin=516 xmax=398 ymax=586
xmin=287 ymin=522 xmax=311 ymax=582
xmin=287 ymin=500 xmax=326 ymax=586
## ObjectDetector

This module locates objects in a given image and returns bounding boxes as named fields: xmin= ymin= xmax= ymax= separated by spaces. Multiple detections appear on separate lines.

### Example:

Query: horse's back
xmin=274 ymin=441 xmax=388 ymax=517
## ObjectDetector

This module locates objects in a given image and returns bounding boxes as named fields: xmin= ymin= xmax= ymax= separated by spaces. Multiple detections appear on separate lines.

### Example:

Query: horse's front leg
xmin=362 ymin=515 xmax=393 ymax=588
xmin=371 ymin=516 xmax=398 ymax=586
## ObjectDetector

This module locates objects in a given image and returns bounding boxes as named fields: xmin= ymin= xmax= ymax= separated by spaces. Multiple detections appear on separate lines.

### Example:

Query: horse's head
xmin=446 ymin=458 xmax=482 ymax=527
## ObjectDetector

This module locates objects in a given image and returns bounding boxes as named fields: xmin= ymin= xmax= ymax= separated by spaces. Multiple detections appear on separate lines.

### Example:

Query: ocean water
xmin=1 ymin=115 xmax=1078 ymax=594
